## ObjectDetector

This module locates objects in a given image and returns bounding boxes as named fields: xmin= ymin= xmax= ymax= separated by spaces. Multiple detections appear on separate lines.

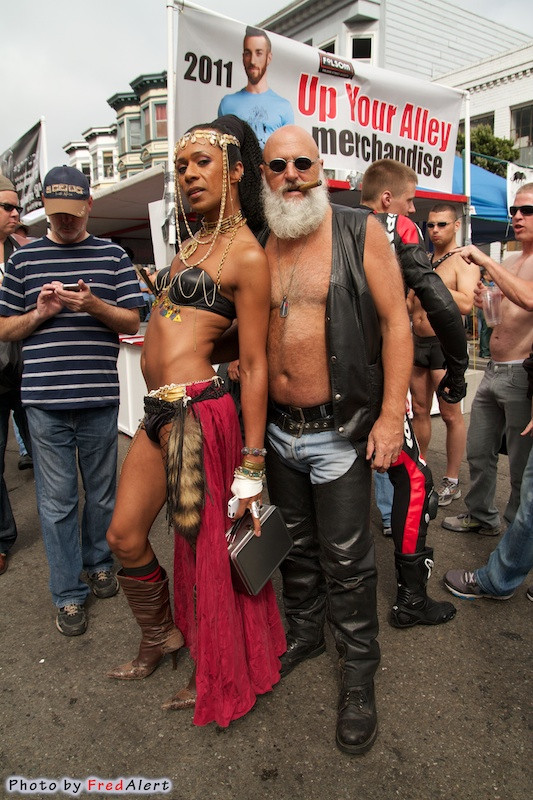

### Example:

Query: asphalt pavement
xmin=1 ymin=406 xmax=531 ymax=800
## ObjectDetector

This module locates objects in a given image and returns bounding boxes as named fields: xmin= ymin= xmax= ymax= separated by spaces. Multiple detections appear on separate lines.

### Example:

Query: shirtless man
xmin=442 ymin=184 xmax=533 ymax=535
xmin=409 ymin=203 xmax=479 ymax=506
xmin=260 ymin=126 xmax=412 ymax=754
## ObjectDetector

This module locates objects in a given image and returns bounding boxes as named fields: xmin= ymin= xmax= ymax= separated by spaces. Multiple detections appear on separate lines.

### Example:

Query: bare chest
xmin=267 ymin=232 xmax=332 ymax=315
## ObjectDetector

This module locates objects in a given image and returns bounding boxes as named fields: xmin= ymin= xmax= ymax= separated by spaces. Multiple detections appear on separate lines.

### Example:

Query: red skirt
xmin=173 ymin=384 xmax=286 ymax=727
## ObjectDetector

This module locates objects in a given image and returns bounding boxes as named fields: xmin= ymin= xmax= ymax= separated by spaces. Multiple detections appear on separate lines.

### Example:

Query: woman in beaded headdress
xmin=106 ymin=115 xmax=285 ymax=726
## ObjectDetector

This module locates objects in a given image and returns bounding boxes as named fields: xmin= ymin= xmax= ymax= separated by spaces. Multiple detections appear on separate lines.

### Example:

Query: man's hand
xmin=52 ymin=280 xmax=94 ymax=312
xmin=437 ymin=371 xmax=467 ymax=404
xmin=366 ymin=413 xmax=404 ymax=471
xmin=227 ymin=359 xmax=240 ymax=382
xmin=36 ymin=283 xmax=64 ymax=320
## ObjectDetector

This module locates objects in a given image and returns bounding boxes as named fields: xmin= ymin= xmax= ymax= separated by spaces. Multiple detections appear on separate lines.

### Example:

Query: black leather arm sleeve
xmin=397 ymin=241 xmax=468 ymax=403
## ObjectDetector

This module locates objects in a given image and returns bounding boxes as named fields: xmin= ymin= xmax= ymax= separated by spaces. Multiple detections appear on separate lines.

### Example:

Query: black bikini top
xmin=155 ymin=266 xmax=236 ymax=320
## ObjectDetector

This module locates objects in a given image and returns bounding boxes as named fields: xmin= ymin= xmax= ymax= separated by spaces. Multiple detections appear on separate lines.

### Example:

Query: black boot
xmin=336 ymin=682 xmax=378 ymax=755
xmin=390 ymin=548 xmax=456 ymax=628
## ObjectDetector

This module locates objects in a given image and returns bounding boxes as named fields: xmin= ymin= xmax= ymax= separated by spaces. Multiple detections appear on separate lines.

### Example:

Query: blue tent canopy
xmin=453 ymin=156 xmax=514 ymax=244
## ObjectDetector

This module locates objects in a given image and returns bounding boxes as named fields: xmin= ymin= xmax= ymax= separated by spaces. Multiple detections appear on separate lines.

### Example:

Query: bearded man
xmin=258 ymin=126 xmax=413 ymax=755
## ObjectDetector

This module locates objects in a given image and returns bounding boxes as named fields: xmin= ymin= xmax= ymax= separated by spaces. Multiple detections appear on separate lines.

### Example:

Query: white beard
xmin=261 ymin=170 xmax=330 ymax=239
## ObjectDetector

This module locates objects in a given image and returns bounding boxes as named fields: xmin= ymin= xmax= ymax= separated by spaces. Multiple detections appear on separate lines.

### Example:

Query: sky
xmin=2 ymin=0 xmax=533 ymax=168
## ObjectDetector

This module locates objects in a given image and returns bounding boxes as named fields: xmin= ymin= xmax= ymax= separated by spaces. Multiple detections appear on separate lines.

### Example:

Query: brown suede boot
xmin=107 ymin=570 xmax=184 ymax=680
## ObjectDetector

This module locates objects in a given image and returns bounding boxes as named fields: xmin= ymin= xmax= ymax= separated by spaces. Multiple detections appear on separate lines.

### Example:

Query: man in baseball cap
xmin=0 ymin=164 xmax=145 ymax=633
xmin=42 ymin=165 xmax=91 ymax=219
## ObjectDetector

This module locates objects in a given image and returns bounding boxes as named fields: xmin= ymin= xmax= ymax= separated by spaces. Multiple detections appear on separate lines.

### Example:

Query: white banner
xmin=175 ymin=4 xmax=463 ymax=192
xmin=507 ymin=162 xmax=533 ymax=211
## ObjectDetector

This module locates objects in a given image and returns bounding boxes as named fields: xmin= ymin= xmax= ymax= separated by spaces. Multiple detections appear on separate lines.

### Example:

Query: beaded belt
xmin=268 ymin=401 xmax=335 ymax=437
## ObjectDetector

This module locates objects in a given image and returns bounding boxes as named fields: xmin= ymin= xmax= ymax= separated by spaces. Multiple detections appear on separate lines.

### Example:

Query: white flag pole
xmin=40 ymin=115 xmax=48 ymax=177
xmin=463 ymin=92 xmax=472 ymax=245
xmin=166 ymin=0 xmax=177 ymax=246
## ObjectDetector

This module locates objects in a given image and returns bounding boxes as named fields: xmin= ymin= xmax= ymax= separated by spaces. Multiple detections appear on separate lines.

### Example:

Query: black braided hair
xmin=203 ymin=114 xmax=265 ymax=233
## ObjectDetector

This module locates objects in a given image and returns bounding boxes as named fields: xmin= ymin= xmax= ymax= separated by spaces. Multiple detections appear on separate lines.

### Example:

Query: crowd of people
xmin=0 ymin=115 xmax=531 ymax=755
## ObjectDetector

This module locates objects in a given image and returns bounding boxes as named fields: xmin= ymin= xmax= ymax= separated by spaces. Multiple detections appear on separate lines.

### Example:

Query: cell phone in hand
xmin=62 ymin=283 xmax=81 ymax=292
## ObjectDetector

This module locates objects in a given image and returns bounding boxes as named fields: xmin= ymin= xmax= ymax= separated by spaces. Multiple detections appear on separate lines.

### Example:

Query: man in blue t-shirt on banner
xmin=218 ymin=26 xmax=294 ymax=149
xmin=0 ymin=166 xmax=145 ymax=636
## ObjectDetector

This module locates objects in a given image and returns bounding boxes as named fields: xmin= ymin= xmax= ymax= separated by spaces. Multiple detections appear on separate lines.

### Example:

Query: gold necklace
xmin=178 ymin=212 xmax=246 ymax=264
xmin=276 ymin=236 xmax=308 ymax=318
xmin=201 ymin=211 xmax=244 ymax=235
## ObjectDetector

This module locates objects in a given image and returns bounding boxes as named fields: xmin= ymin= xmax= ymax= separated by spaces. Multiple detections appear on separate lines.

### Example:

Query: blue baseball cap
xmin=43 ymin=165 xmax=90 ymax=217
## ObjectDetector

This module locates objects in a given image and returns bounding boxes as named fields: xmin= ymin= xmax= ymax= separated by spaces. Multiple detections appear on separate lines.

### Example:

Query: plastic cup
xmin=481 ymin=284 xmax=502 ymax=327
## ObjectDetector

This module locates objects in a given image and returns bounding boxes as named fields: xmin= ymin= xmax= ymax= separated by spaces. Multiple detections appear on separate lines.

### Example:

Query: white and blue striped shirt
xmin=0 ymin=235 xmax=145 ymax=410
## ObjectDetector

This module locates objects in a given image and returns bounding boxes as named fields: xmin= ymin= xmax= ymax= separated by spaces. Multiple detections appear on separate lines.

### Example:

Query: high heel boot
xmin=107 ymin=569 xmax=184 ymax=679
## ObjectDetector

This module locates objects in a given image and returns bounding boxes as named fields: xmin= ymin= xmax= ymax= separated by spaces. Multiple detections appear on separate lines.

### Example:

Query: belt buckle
xmin=293 ymin=406 xmax=306 ymax=438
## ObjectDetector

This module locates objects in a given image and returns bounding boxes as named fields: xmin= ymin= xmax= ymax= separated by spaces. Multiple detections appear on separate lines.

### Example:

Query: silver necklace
xmin=276 ymin=236 xmax=308 ymax=318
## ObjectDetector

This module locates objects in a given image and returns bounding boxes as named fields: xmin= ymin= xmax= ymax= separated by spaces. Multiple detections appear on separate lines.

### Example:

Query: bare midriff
xmin=141 ymin=302 xmax=230 ymax=391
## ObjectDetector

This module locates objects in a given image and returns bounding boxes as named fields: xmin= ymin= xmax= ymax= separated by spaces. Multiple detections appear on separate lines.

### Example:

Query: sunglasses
xmin=509 ymin=205 xmax=533 ymax=217
xmin=264 ymin=157 xmax=317 ymax=173
xmin=0 ymin=201 xmax=23 ymax=214
xmin=427 ymin=221 xmax=452 ymax=229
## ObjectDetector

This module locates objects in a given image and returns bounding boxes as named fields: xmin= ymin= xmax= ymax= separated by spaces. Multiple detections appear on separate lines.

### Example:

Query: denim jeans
xmin=0 ymin=388 xmax=31 ymax=555
xmin=266 ymin=422 xmax=357 ymax=484
xmin=465 ymin=362 xmax=532 ymax=527
xmin=475 ymin=444 xmax=533 ymax=595
xmin=373 ymin=471 xmax=393 ymax=527
xmin=26 ymin=406 xmax=118 ymax=607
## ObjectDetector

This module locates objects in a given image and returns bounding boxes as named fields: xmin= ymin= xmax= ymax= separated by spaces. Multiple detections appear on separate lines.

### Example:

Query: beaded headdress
xmin=174 ymin=127 xmax=243 ymax=267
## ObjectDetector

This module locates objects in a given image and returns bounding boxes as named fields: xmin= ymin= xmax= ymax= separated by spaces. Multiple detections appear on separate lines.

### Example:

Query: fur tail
xmin=166 ymin=408 xmax=204 ymax=547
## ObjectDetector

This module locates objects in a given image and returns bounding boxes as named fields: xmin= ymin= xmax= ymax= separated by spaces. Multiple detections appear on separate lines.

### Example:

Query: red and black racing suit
xmin=374 ymin=212 xmax=468 ymax=554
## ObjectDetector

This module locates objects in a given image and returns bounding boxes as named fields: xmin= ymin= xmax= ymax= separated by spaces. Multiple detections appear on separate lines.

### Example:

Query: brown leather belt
xmin=268 ymin=401 xmax=335 ymax=437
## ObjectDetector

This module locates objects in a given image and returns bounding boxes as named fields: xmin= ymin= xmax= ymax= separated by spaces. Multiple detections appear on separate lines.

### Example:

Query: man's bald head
xmin=263 ymin=125 xmax=320 ymax=165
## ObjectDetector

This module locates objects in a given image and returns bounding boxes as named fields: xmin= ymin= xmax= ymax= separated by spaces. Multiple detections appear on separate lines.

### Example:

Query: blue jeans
xmin=373 ymin=471 xmax=393 ymax=527
xmin=266 ymin=422 xmax=357 ymax=484
xmin=26 ymin=406 xmax=118 ymax=607
xmin=475 ymin=444 xmax=533 ymax=595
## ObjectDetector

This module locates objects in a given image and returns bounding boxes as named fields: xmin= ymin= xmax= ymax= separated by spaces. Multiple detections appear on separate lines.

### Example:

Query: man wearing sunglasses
xmin=217 ymin=26 xmax=293 ymax=149
xmin=0 ymin=175 xmax=32 ymax=576
xmin=0 ymin=174 xmax=23 ymax=271
xmin=258 ymin=126 xmax=414 ymax=755
xmin=442 ymin=185 xmax=533 ymax=538
xmin=410 ymin=203 xmax=479 ymax=511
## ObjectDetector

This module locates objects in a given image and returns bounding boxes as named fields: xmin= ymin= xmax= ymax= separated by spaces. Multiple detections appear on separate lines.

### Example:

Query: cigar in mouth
xmin=298 ymin=179 xmax=322 ymax=192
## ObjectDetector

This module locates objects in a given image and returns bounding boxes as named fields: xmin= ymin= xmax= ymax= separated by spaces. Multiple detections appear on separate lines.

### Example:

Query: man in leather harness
xmin=260 ymin=126 xmax=413 ymax=754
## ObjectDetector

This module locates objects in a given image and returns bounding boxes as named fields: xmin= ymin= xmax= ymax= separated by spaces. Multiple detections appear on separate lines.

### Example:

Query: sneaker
xmin=436 ymin=478 xmax=461 ymax=507
xmin=382 ymin=526 xmax=392 ymax=537
xmin=56 ymin=604 xmax=88 ymax=636
xmin=527 ymin=586 xmax=533 ymax=602
xmin=18 ymin=454 xmax=33 ymax=470
xmin=442 ymin=513 xmax=500 ymax=536
xmin=443 ymin=570 xmax=514 ymax=600
xmin=87 ymin=570 xmax=119 ymax=599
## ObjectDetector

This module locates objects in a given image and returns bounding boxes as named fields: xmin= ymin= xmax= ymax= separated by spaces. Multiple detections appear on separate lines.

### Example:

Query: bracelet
xmin=242 ymin=458 xmax=266 ymax=472
xmin=235 ymin=465 xmax=265 ymax=480
xmin=241 ymin=446 xmax=267 ymax=457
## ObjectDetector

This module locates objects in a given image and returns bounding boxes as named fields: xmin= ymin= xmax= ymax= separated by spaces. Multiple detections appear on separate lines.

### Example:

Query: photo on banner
xmin=175 ymin=3 xmax=463 ymax=192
